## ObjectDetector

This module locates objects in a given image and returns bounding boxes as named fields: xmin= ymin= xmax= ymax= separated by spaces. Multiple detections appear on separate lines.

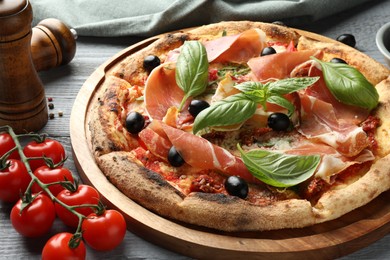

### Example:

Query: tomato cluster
xmin=0 ymin=129 xmax=127 ymax=259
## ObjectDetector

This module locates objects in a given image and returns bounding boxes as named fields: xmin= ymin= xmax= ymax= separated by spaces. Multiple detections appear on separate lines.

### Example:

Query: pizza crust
xmin=374 ymin=76 xmax=390 ymax=157
xmin=111 ymin=33 xmax=190 ymax=85
xmin=187 ymin=20 xmax=300 ymax=44
xmin=88 ymin=21 xmax=390 ymax=232
xmin=312 ymin=76 xmax=390 ymax=223
xmin=98 ymin=151 xmax=317 ymax=231
xmin=96 ymin=145 xmax=390 ymax=232
xmin=97 ymin=152 xmax=185 ymax=215
xmin=314 ymin=153 xmax=390 ymax=222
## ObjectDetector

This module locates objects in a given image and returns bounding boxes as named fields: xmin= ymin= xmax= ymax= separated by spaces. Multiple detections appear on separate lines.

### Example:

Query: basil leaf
xmin=234 ymin=81 xmax=265 ymax=93
xmin=235 ymin=78 xmax=319 ymax=95
xmin=267 ymin=95 xmax=295 ymax=116
xmin=193 ymin=93 xmax=257 ymax=134
xmin=193 ymin=77 xmax=318 ymax=134
xmin=267 ymin=77 xmax=320 ymax=95
xmin=312 ymin=57 xmax=378 ymax=110
xmin=176 ymin=41 xmax=209 ymax=110
xmin=244 ymin=90 xmax=268 ymax=109
xmin=238 ymin=145 xmax=321 ymax=188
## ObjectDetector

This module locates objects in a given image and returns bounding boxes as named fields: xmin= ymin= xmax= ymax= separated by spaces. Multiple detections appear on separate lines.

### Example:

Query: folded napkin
xmin=30 ymin=0 xmax=370 ymax=37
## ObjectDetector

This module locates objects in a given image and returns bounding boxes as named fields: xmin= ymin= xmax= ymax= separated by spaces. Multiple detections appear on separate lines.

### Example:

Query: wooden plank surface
xmin=1 ymin=0 xmax=390 ymax=259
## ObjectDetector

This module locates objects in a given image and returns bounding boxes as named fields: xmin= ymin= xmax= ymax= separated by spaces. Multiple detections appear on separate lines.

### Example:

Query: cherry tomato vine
xmin=0 ymin=125 xmax=127 ymax=259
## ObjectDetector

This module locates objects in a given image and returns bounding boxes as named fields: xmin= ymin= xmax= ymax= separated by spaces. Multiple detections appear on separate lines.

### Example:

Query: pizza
xmin=88 ymin=21 xmax=390 ymax=232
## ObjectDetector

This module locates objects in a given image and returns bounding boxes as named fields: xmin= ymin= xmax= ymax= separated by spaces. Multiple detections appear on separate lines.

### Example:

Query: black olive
xmin=336 ymin=34 xmax=356 ymax=48
xmin=330 ymin=57 xmax=348 ymax=64
xmin=125 ymin=111 xmax=145 ymax=134
xmin=188 ymin=99 xmax=210 ymax=118
xmin=168 ymin=146 xmax=185 ymax=167
xmin=143 ymin=55 xmax=160 ymax=72
xmin=225 ymin=176 xmax=248 ymax=199
xmin=267 ymin=113 xmax=290 ymax=131
xmin=261 ymin=47 xmax=277 ymax=56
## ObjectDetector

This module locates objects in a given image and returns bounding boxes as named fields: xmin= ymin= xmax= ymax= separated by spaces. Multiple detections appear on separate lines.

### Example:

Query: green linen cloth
xmin=30 ymin=0 xmax=370 ymax=37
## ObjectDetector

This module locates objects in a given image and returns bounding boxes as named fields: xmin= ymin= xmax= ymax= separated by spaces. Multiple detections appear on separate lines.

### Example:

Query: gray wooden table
xmin=1 ymin=0 xmax=390 ymax=259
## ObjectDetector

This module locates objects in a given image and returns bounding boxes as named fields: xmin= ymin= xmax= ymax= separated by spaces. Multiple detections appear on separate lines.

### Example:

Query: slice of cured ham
xmin=144 ymin=63 xmax=192 ymax=128
xmin=160 ymin=122 xmax=258 ymax=183
xmin=138 ymin=121 xmax=171 ymax=161
xmin=203 ymin=28 xmax=267 ymax=63
xmin=247 ymin=50 xmax=316 ymax=81
xmin=296 ymin=64 xmax=370 ymax=157
xmin=298 ymin=94 xmax=370 ymax=157
xmin=296 ymin=63 xmax=369 ymax=124
xmin=166 ymin=28 xmax=266 ymax=64
xmin=144 ymin=62 xmax=184 ymax=121
xmin=285 ymin=143 xmax=374 ymax=182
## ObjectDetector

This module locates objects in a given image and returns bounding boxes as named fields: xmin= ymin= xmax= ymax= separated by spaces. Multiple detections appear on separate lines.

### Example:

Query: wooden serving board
xmin=70 ymin=27 xmax=390 ymax=259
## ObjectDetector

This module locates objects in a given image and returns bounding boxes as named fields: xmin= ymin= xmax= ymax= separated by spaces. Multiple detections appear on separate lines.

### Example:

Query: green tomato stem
xmin=69 ymin=231 xmax=83 ymax=249
xmin=1 ymin=125 xmax=100 ymax=239
xmin=69 ymin=203 xmax=101 ymax=211
xmin=0 ymin=146 xmax=17 ymax=170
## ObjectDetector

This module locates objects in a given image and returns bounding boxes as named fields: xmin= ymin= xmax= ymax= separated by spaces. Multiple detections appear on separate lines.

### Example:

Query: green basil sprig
xmin=192 ymin=93 xmax=258 ymax=134
xmin=237 ymin=144 xmax=321 ymax=187
xmin=176 ymin=41 xmax=209 ymax=110
xmin=312 ymin=57 xmax=379 ymax=110
xmin=192 ymin=77 xmax=319 ymax=134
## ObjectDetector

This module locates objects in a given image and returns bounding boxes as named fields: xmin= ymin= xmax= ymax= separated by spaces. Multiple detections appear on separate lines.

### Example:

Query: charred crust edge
xmin=191 ymin=192 xmax=241 ymax=204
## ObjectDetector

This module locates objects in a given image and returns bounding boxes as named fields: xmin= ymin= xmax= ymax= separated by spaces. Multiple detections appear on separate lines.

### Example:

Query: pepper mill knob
xmin=31 ymin=18 xmax=77 ymax=71
xmin=0 ymin=0 xmax=48 ymax=133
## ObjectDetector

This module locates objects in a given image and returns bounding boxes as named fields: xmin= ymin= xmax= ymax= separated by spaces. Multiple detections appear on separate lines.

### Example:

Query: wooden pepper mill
xmin=31 ymin=18 xmax=77 ymax=72
xmin=0 ymin=0 xmax=49 ymax=133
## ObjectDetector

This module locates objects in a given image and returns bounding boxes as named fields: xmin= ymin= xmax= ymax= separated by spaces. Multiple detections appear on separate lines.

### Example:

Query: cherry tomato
xmin=31 ymin=165 xmax=74 ymax=196
xmin=42 ymin=232 xmax=86 ymax=260
xmin=55 ymin=184 xmax=100 ymax=228
xmin=0 ymin=159 xmax=31 ymax=203
xmin=0 ymin=133 xmax=20 ymax=160
xmin=10 ymin=193 xmax=56 ymax=237
xmin=82 ymin=209 xmax=126 ymax=251
xmin=23 ymin=138 xmax=66 ymax=171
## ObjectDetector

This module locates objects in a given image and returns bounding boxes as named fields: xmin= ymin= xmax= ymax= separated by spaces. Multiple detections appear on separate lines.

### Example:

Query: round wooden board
xmin=70 ymin=26 xmax=390 ymax=259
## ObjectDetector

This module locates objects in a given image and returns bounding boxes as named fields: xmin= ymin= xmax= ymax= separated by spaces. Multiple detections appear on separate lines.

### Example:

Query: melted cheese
xmin=211 ymin=74 xmax=237 ymax=103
